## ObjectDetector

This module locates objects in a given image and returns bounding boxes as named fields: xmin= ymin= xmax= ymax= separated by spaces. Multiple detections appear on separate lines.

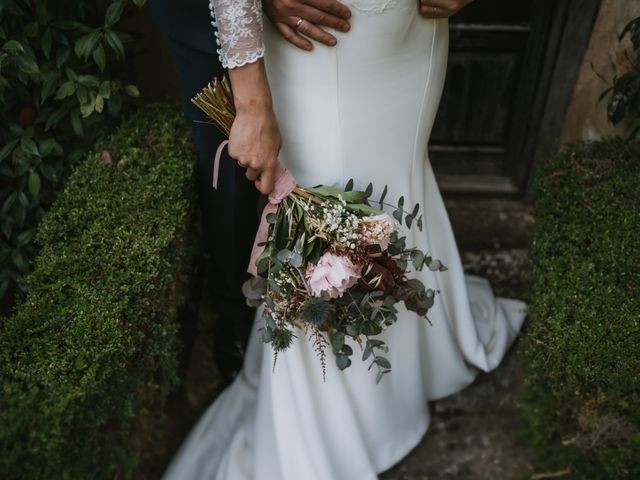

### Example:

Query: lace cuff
xmin=209 ymin=0 xmax=265 ymax=69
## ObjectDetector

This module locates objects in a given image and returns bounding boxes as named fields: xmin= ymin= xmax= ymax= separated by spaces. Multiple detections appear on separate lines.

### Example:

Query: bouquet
xmin=193 ymin=78 xmax=446 ymax=382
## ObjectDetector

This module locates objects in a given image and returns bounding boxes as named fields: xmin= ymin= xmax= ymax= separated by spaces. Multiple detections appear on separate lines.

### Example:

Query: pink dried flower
xmin=305 ymin=252 xmax=361 ymax=299
xmin=359 ymin=213 xmax=397 ymax=251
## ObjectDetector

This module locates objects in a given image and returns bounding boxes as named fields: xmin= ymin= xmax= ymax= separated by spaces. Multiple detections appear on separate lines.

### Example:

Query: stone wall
xmin=561 ymin=0 xmax=640 ymax=142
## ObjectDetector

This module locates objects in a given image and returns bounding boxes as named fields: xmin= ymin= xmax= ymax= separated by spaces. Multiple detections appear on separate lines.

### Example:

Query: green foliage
xmin=601 ymin=16 xmax=640 ymax=141
xmin=0 ymin=0 xmax=147 ymax=303
xmin=523 ymin=138 xmax=640 ymax=479
xmin=0 ymin=104 xmax=197 ymax=479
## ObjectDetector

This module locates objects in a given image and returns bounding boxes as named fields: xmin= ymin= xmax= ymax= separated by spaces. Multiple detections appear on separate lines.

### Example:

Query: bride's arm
xmin=210 ymin=0 xmax=280 ymax=195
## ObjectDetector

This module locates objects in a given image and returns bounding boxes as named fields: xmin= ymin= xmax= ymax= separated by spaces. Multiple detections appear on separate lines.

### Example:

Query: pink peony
xmin=305 ymin=252 xmax=361 ymax=299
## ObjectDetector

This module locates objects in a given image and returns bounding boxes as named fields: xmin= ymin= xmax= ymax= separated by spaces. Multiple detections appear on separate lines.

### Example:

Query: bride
xmin=163 ymin=1 xmax=526 ymax=478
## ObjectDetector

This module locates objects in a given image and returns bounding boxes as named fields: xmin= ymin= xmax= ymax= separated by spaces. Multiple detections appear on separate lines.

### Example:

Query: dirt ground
xmin=376 ymin=248 xmax=535 ymax=480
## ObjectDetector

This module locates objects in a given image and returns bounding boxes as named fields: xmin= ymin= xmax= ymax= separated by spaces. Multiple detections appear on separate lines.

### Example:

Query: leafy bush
xmin=602 ymin=16 xmax=640 ymax=141
xmin=523 ymin=138 xmax=640 ymax=479
xmin=0 ymin=104 xmax=197 ymax=479
xmin=0 ymin=0 xmax=146 ymax=304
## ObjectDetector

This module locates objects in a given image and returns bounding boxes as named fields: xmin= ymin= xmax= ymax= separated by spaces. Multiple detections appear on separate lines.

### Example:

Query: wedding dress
xmin=163 ymin=1 xmax=526 ymax=479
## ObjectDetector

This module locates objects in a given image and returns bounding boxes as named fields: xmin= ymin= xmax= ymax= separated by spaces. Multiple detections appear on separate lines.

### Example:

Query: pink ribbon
xmin=247 ymin=162 xmax=297 ymax=276
xmin=212 ymin=141 xmax=297 ymax=276
xmin=212 ymin=140 xmax=229 ymax=189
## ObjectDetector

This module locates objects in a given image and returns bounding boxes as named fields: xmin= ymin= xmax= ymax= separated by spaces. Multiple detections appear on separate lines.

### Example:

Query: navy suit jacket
xmin=150 ymin=0 xmax=217 ymax=54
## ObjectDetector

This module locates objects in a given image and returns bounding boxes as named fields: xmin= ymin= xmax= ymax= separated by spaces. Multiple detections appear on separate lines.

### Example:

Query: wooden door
xmin=430 ymin=0 xmax=601 ymax=196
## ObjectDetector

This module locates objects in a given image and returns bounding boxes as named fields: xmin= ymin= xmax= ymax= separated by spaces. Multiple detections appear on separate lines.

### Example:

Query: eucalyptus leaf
xmin=347 ymin=203 xmax=382 ymax=216
xmin=378 ymin=185 xmax=388 ymax=208
xmin=345 ymin=179 xmax=354 ymax=191
xmin=362 ymin=344 xmax=373 ymax=361
xmin=427 ymin=259 xmax=448 ymax=272
xmin=336 ymin=355 xmax=351 ymax=370
xmin=374 ymin=356 xmax=391 ymax=369
xmin=410 ymin=250 xmax=424 ymax=270
xmin=331 ymin=331 xmax=345 ymax=352
xmin=392 ymin=208 xmax=402 ymax=223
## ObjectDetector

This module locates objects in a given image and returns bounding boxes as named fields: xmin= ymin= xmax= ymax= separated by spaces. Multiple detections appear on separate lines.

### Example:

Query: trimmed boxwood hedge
xmin=0 ymin=104 xmax=197 ymax=479
xmin=523 ymin=138 xmax=640 ymax=479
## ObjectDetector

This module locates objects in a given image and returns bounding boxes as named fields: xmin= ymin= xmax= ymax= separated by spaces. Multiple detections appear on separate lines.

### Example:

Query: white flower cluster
xmin=272 ymin=266 xmax=296 ymax=288
xmin=319 ymin=196 xmax=360 ymax=250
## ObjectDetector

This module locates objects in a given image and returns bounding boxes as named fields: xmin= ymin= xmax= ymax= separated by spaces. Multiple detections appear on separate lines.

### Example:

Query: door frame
xmin=511 ymin=0 xmax=602 ymax=198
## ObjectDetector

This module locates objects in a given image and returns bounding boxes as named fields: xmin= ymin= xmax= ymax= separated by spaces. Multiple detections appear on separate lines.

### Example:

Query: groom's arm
xmin=263 ymin=0 xmax=352 ymax=51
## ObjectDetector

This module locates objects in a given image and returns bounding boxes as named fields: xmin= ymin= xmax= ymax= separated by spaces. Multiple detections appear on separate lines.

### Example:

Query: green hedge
xmin=523 ymin=138 xmax=640 ymax=479
xmin=0 ymin=104 xmax=197 ymax=479
xmin=1 ymin=0 xmax=147 ymax=305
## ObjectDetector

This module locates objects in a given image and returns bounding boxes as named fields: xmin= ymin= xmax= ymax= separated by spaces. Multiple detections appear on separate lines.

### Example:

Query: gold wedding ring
xmin=295 ymin=17 xmax=304 ymax=29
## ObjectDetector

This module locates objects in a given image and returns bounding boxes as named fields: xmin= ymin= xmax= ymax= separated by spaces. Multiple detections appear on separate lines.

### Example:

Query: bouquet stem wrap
xmin=212 ymin=139 xmax=297 ymax=276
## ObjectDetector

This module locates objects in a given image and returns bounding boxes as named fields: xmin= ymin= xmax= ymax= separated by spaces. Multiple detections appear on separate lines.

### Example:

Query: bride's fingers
xmin=275 ymin=22 xmax=313 ymax=51
xmin=245 ymin=167 xmax=260 ymax=182
xmin=418 ymin=0 xmax=465 ymax=18
xmin=419 ymin=5 xmax=450 ymax=19
xmin=255 ymin=169 xmax=276 ymax=195
xmin=292 ymin=17 xmax=338 ymax=47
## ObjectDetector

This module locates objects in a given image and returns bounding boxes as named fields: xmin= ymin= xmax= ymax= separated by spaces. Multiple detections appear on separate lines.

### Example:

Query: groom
xmin=150 ymin=0 xmax=353 ymax=384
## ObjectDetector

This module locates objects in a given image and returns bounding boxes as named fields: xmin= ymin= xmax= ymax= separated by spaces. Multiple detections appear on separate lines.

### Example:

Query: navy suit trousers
xmin=169 ymin=39 xmax=260 ymax=375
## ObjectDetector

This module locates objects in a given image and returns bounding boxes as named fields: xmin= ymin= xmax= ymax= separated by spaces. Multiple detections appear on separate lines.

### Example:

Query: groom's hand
xmin=418 ymin=0 xmax=474 ymax=18
xmin=263 ymin=0 xmax=352 ymax=51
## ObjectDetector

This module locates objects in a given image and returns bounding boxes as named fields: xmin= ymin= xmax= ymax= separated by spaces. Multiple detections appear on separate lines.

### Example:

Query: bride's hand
xmin=263 ymin=0 xmax=351 ymax=51
xmin=228 ymin=62 xmax=282 ymax=195
xmin=228 ymin=107 xmax=281 ymax=195
xmin=418 ymin=0 xmax=474 ymax=18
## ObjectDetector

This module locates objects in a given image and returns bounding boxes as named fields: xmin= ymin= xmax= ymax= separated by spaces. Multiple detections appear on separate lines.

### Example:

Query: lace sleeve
xmin=209 ymin=0 xmax=265 ymax=69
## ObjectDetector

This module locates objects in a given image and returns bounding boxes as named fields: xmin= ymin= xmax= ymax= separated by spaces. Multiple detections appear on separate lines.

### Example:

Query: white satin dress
xmin=163 ymin=2 xmax=526 ymax=479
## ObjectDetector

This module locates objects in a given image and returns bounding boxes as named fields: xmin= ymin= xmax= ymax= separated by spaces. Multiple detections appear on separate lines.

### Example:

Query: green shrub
xmin=0 ymin=104 xmax=197 ymax=479
xmin=0 ymin=0 xmax=146 ymax=305
xmin=523 ymin=138 xmax=640 ymax=479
